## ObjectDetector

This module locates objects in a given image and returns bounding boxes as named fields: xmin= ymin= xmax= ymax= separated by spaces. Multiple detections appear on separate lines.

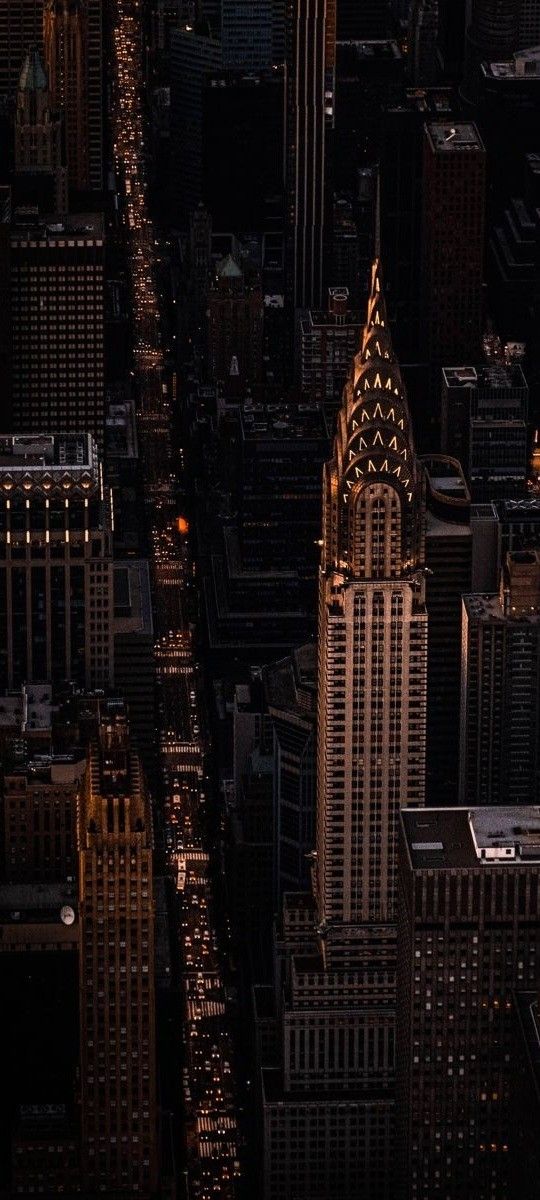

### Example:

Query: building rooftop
xmin=402 ymin=806 xmax=540 ymax=871
xmin=240 ymin=401 xmax=328 ymax=442
xmin=425 ymin=122 xmax=485 ymax=153
xmin=0 ymin=684 xmax=53 ymax=732
xmin=0 ymin=881 xmax=77 ymax=922
xmin=0 ymin=433 xmax=98 ymax=472
xmin=10 ymin=211 xmax=104 ymax=243
xmin=442 ymin=363 xmax=527 ymax=391
xmin=484 ymin=46 xmax=540 ymax=79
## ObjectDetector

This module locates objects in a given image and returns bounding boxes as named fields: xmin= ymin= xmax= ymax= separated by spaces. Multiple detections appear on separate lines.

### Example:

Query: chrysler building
xmin=261 ymin=262 xmax=428 ymax=1199
xmin=317 ymin=257 xmax=427 ymax=940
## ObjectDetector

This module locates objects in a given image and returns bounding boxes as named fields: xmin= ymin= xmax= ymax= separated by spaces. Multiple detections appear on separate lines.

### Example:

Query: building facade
xmin=79 ymin=701 xmax=158 ymax=1195
xmin=442 ymin=363 xmax=528 ymax=503
xmin=460 ymin=548 xmax=540 ymax=806
xmin=422 ymin=123 xmax=486 ymax=367
xmin=285 ymin=0 xmax=335 ymax=313
xmin=7 ymin=213 xmax=105 ymax=443
xmin=398 ymin=805 xmax=540 ymax=1199
xmin=0 ymin=434 xmax=114 ymax=692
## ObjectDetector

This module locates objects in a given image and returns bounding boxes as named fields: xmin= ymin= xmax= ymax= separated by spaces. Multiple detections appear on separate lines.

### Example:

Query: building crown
xmin=323 ymin=260 xmax=425 ymax=578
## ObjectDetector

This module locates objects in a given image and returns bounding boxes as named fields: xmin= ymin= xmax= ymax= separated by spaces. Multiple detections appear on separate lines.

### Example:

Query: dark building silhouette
xmin=422 ymin=455 xmax=472 ymax=804
xmin=202 ymin=69 xmax=283 ymax=231
xmin=422 ymin=122 xmax=486 ymax=370
xmin=285 ymin=0 xmax=335 ymax=312
xmin=463 ymin=0 xmax=521 ymax=104
xmin=398 ymin=805 xmax=540 ymax=1199
xmin=460 ymin=549 xmax=540 ymax=806
xmin=208 ymin=254 xmax=263 ymax=394
xmin=442 ymin=363 xmax=528 ymax=502
xmin=0 ymin=0 xmax=44 ymax=102
xmin=5 ymin=211 xmax=105 ymax=444
xmin=14 ymin=48 xmax=67 ymax=214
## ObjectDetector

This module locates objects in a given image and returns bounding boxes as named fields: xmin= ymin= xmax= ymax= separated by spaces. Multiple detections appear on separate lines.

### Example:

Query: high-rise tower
xmin=44 ymin=0 xmax=88 ymax=191
xmin=285 ymin=0 xmax=336 ymax=314
xmin=261 ymin=262 xmax=428 ymax=1199
xmin=79 ymin=702 xmax=158 ymax=1196
xmin=43 ymin=0 xmax=104 ymax=193
xmin=316 ymin=258 xmax=427 ymax=933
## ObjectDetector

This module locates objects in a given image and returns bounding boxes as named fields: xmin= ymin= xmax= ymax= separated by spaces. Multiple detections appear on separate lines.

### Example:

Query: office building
xmin=380 ymin=88 xmax=456 ymax=362
xmin=265 ymin=642 xmax=316 ymax=903
xmin=489 ymin=149 xmax=540 ymax=347
xmin=202 ymin=69 xmax=283 ymax=231
xmin=285 ymin=0 xmax=335 ymax=313
xmin=79 ymin=701 xmax=158 ymax=1195
xmin=334 ymin=39 xmax=404 ymax=195
xmin=2 ymin=752 xmax=85 ymax=883
xmin=460 ymin=549 xmax=540 ymax=806
xmin=397 ymin=805 xmax=540 ymax=1199
xmin=470 ymin=496 xmax=540 ymax=592
xmin=44 ymin=0 xmax=87 ymax=192
xmin=422 ymin=455 xmax=471 ymax=804
xmin=408 ymin=0 xmax=440 ymax=85
xmin=7 ymin=212 xmax=105 ymax=443
xmin=442 ymin=363 xmax=528 ymax=502
xmin=42 ymin=0 xmax=104 ymax=193
xmin=221 ymin=0 xmax=273 ymax=68
xmin=422 ymin=123 xmax=486 ymax=367
xmin=170 ymin=24 xmax=221 ymax=225
xmin=0 ymin=872 xmax=80 ymax=1195
xmin=261 ymin=262 xmax=428 ymax=1198
xmin=0 ymin=0 xmax=44 ymax=102
xmin=204 ymin=398 xmax=328 ymax=667
xmin=208 ymin=254 xmax=264 ymax=394
xmin=297 ymin=287 xmax=361 ymax=420
xmin=14 ymin=48 xmax=67 ymax=214
xmin=0 ymin=433 xmax=114 ymax=692
xmin=113 ymin=559 xmax=155 ymax=771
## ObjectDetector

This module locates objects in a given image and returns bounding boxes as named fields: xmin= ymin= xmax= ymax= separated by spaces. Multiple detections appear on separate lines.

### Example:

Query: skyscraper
xmin=6 ymin=211 xmax=105 ymax=443
xmin=285 ymin=0 xmax=335 ymax=313
xmin=43 ymin=0 xmax=104 ymax=193
xmin=422 ymin=122 xmax=486 ymax=369
xmin=44 ymin=0 xmax=88 ymax=191
xmin=0 ymin=0 xmax=43 ymax=101
xmin=397 ymin=805 xmax=540 ymax=1199
xmin=14 ymin=48 xmax=67 ymax=214
xmin=460 ymin=549 xmax=540 ymax=806
xmin=0 ymin=433 xmax=114 ymax=692
xmin=441 ymin=363 xmax=528 ymax=502
xmin=79 ymin=701 xmax=158 ymax=1195
xmin=261 ymin=262 xmax=428 ymax=1198
xmin=316 ymin=259 xmax=427 ymax=930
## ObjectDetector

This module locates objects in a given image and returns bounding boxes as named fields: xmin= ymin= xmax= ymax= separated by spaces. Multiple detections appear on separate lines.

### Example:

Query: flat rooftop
xmin=426 ymin=122 xmax=485 ymax=153
xmin=442 ymin=363 xmax=527 ymax=391
xmin=10 ymin=212 xmax=104 ymax=243
xmin=463 ymin=590 xmax=540 ymax=622
xmin=402 ymin=806 xmax=540 ymax=870
xmin=0 ymin=433 xmax=98 ymax=474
